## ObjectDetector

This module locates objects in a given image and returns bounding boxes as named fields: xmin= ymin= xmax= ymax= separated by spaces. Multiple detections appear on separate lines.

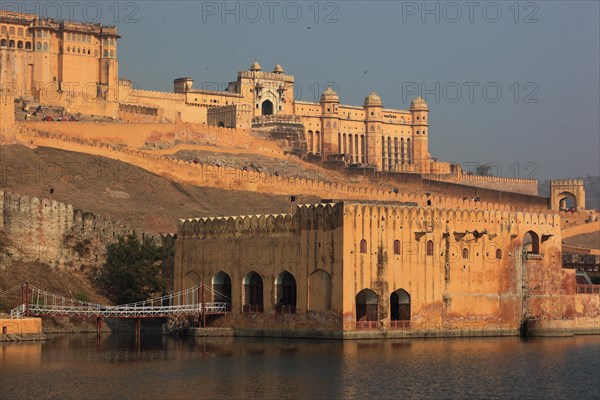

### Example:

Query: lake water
xmin=1 ymin=334 xmax=599 ymax=399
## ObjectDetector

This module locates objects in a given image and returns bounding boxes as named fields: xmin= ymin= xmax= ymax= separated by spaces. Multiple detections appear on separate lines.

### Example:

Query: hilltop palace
xmin=1 ymin=11 xmax=598 ymax=339
xmin=0 ymin=10 xmax=450 ymax=174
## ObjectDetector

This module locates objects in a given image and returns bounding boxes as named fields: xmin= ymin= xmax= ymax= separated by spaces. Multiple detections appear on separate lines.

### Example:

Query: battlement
xmin=177 ymin=200 xmax=560 ymax=241
xmin=178 ymin=203 xmax=344 ymax=239
xmin=0 ymin=10 xmax=117 ymax=33
xmin=343 ymin=201 xmax=560 ymax=228
xmin=0 ymin=190 xmax=166 ymax=268
xmin=239 ymin=70 xmax=294 ymax=82
xmin=551 ymin=179 xmax=584 ymax=186
xmin=16 ymin=126 xmax=553 ymax=215
xmin=131 ymin=89 xmax=185 ymax=101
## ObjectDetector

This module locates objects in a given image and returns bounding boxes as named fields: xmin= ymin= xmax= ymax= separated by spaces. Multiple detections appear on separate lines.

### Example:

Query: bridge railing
xmin=8 ymin=282 xmax=230 ymax=319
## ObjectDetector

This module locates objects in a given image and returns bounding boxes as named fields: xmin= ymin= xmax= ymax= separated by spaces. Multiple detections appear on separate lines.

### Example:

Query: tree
xmin=101 ymin=234 xmax=170 ymax=304
xmin=475 ymin=164 xmax=492 ymax=176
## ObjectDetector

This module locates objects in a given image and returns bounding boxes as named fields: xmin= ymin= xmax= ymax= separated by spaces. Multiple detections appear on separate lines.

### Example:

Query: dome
xmin=364 ymin=91 xmax=382 ymax=107
xmin=320 ymin=86 xmax=339 ymax=103
xmin=249 ymin=61 xmax=262 ymax=71
xmin=410 ymin=96 xmax=428 ymax=110
xmin=273 ymin=64 xmax=284 ymax=73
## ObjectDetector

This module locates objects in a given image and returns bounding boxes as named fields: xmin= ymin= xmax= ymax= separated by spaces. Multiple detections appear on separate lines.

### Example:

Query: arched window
xmin=8 ymin=40 xmax=15 ymax=48
xmin=110 ymin=50 xmax=114 ymax=58
xmin=496 ymin=249 xmax=502 ymax=260
xmin=275 ymin=271 xmax=297 ymax=314
xmin=17 ymin=28 xmax=23 ymax=36
xmin=426 ymin=240 xmax=434 ymax=256
xmin=523 ymin=231 xmax=540 ymax=255
xmin=356 ymin=289 xmax=378 ymax=325
xmin=360 ymin=239 xmax=368 ymax=254
xmin=43 ymin=42 xmax=48 ymax=51
xmin=103 ymin=49 xmax=108 ymax=57
xmin=36 ymin=42 xmax=42 ymax=51
xmin=9 ymin=27 xmax=15 ymax=35
xmin=1 ymin=26 xmax=7 ymax=35
xmin=390 ymin=289 xmax=411 ymax=324
xmin=243 ymin=271 xmax=263 ymax=313
xmin=77 ymin=47 xmax=81 ymax=53
xmin=315 ymin=131 xmax=321 ymax=154
xmin=25 ymin=41 xmax=31 ymax=50
xmin=393 ymin=240 xmax=401 ymax=255
xmin=0 ymin=39 xmax=6 ymax=47
xmin=212 ymin=271 xmax=232 ymax=311
xmin=103 ymin=38 xmax=108 ymax=45
xmin=462 ymin=248 xmax=469 ymax=260
xmin=87 ymin=49 xmax=90 ymax=55
xmin=17 ymin=41 xmax=23 ymax=49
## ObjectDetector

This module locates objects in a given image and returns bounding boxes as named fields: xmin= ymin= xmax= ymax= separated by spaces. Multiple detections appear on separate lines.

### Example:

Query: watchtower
xmin=550 ymin=179 xmax=585 ymax=211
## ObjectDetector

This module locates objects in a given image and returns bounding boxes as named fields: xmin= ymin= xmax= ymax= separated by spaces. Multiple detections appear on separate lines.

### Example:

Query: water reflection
xmin=1 ymin=334 xmax=598 ymax=400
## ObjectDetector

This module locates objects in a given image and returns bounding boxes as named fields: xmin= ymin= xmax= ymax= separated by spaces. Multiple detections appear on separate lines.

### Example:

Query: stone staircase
xmin=252 ymin=115 xmax=307 ymax=156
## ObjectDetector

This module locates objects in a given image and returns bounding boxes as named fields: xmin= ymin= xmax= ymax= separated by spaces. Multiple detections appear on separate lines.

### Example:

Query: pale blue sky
xmin=30 ymin=0 xmax=600 ymax=180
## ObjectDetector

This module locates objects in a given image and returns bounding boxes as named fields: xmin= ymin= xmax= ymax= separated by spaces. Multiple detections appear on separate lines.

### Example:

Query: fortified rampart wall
xmin=15 ymin=126 xmax=553 ymax=214
xmin=19 ymin=121 xmax=248 ymax=148
xmin=422 ymin=172 xmax=539 ymax=195
xmin=0 ymin=190 xmax=164 ymax=269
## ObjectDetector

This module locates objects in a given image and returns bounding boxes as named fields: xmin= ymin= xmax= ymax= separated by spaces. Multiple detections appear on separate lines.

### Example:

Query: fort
xmin=0 ymin=11 xmax=598 ymax=338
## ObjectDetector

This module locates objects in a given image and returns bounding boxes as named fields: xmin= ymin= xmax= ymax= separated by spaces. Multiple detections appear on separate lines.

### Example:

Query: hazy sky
xmin=28 ymin=0 xmax=599 ymax=180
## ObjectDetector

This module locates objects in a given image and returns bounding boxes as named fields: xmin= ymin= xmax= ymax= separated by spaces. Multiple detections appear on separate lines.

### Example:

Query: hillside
xmin=539 ymin=176 xmax=600 ymax=210
xmin=0 ymin=145 xmax=317 ymax=233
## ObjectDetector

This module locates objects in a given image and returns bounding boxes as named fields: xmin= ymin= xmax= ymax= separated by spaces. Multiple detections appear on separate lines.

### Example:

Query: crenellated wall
xmin=422 ymin=172 xmax=539 ymax=195
xmin=15 ymin=126 xmax=553 ymax=214
xmin=174 ymin=201 xmax=599 ymax=338
xmin=0 ymin=190 xmax=162 ymax=269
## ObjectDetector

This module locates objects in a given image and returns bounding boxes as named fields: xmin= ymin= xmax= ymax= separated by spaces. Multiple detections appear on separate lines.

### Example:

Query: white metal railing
xmin=8 ymin=283 xmax=230 ymax=319
xmin=21 ymin=302 xmax=228 ymax=318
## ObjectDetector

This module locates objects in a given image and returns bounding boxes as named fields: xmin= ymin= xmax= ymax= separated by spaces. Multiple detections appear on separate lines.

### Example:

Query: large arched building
xmin=175 ymin=61 xmax=448 ymax=174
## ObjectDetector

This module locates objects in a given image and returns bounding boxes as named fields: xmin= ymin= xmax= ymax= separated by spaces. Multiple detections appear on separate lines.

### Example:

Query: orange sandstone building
xmin=175 ymin=202 xmax=599 ymax=338
xmin=1 ymin=10 xmax=450 ymax=173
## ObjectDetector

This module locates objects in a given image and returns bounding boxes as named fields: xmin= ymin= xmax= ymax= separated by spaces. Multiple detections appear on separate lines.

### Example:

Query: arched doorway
xmin=308 ymin=269 xmax=332 ymax=311
xmin=243 ymin=271 xmax=263 ymax=313
xmin=261 ymin=100 xmax=273 ymax=116
xmin=558 ymin=192 xmax=577 ymax=211
xmin=390 ymin=289 xmax=411 ymax=328
xmin=275 ymin=271 xmax=297 ymax=314
xmin=523 ymin=231 xmax=540 ymax=255
xmin=212 ymin=271 xmax=232 ymax=311
xmin=356 ymin=289 xmax=378 ymax=324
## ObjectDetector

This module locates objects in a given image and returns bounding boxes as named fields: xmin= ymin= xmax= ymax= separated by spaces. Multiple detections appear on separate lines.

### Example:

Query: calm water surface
xmin=1 ymin=334 xmax=599 ymax=399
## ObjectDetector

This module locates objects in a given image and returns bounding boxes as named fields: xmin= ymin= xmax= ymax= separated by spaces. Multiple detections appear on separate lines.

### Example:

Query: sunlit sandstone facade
xmin=172 ymin=62 xmax=445 ymax=174
xmin=0 ymin=10 xmax=446 ymax=173
xmin=174 ymin=202 xmax=600 ymax=338
xmin=0 ymin=11 xmax=119 ymax=116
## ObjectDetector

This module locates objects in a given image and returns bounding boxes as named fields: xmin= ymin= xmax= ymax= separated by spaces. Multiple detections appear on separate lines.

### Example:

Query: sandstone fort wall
xmin=15 ymin=125 xmax=553 ymax=215
xmin=0 ymin=190 xmax=162 ymax=268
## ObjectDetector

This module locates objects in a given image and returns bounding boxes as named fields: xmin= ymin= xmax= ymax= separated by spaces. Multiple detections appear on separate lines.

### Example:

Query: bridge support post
xmin=97 ymin=316 xmax=103 ymax=334
xmin=202 ymin=283 xmax=206 ymax=328
xmin=135 ymin=318 xmax=141 ymax=337
xmin=24 ymin=282 xmax=29 ymax=317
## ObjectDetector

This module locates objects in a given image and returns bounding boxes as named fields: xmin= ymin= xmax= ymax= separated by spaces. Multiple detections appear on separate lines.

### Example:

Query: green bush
xmin=74 ymin=291 xmax=90 ymax=303
xmin=100 ymin=234 xmax=171 ymax=304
